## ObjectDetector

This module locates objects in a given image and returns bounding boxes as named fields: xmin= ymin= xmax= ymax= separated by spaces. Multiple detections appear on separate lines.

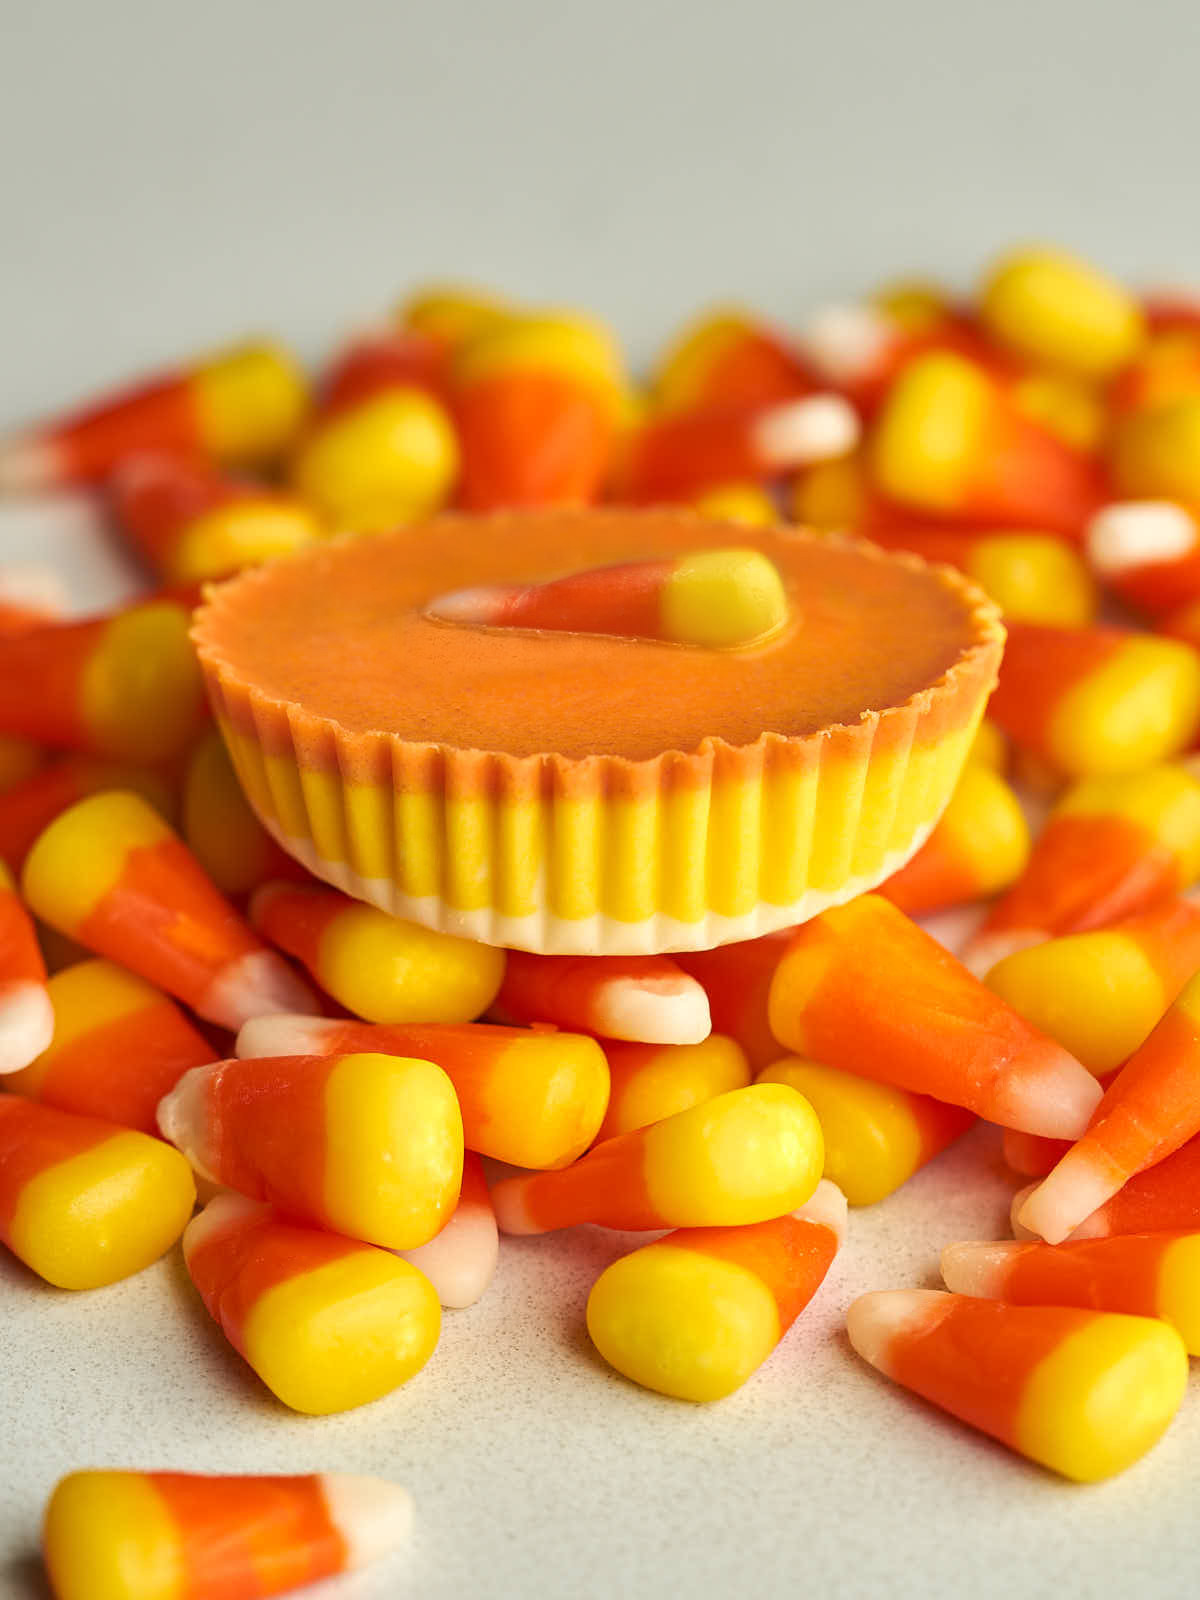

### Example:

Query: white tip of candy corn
xmin=198 ymin=950 xmax=320 ymax=1031
xmin=0 ymin=564 xmax=68 ymax=618
xmin=181 ymin=1190 xmax=264 ymax=1264
xmin=753 ymin=395 xmax=859 ymax=468
xmin=236 ymin=1012 xmax=342 ymax=1058
xmin=318 ymin=1474 xmax=414 ymax=1571
xmin=961 ymin=927 xmax=1045 ymax=979
xmin=797 ymin=302 xmax=892 ymax=384
xmin=989 ymin=1048 xmax=1103 ymax=1141
xmin=1009 ymin=1182 xmax=1040 ymax=1239
xmin=846 ymin=1288 xmax=948 ymax=1373
xmin=1086 ymin=501 xmax=1197 ymax=577
xmin=793 ymin=1178 xmax=849 ymax=1245
xmin=399 ymin=1199 xmax=499 ymax=1309
xmin=589 ymin=974 xmax=711 ymax=1045
xmin=0 ymin=435 xmax=60 ymax=494
xmin=0 ymin=980 xmax=54 ymax=1074
xmin=489 ymin=1177 xmax=542 ymax=1236
xmin=939 ymin=1239 xmax=1020 ymax=1298
xmin=157 ymin=1062 xmax=219 ymax=1179
xmin=1015 ymin=1150 xmax=1120 ymax=1245
xmin=424 ymin=584 xmax=511 ymax=624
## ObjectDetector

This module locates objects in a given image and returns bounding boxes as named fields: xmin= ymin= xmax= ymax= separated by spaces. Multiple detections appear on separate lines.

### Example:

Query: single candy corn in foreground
xmin=453 ymin=312 xmax=624 ymax=509
xmin=1017 ymin=968 xmax=1200 ymax=1243
xmin=0 ymin=1096 xmax=194 ymax=1288
xmin=846 ymin=1291 xmax=1186 ymax=1482
xmin=978 ymin=247 xmax=1145 ymax=379
xmin=878 ymin=765 xmax=1029 ymax=917
xmin=0 ymin=339 xmax=309 ymax=492
xmin=0 ymin=596 xmax=205 ymax=764
xmin=767 ymin=896 xmax=1100 ymax=1138
xmin=428 ymin=547 xmax=789 ymax=650
xmin=0 ymin=859 xmax=53 ymax=1072
xmin=964 ymin=763 xmax=1200 ymax=974
xmin=491 ymin=1083 xmax=822 ymax=1234
xmin=620 ymin=395 xmax=859 ymax=502
xmin=249 ymin=881 xmax=504 ymax=1024
xmin=650 ymin=307 xmax=814 ymax=417
xmin=236 ymin=1013 xmax=608 ymax=1169
xmin=869 ymin=352 xmax=1102 ymax=536
xmin=183 ymin=1192 xmax=440 ymax=1413
xmin=23 ymin=792 xmax=318 ymax=1029
xmin=1086 ymin=500 xmax=1200 ymax=616
xmin=941 ymin=1234 xmax=1200 ymax=1355
xmin=1013 ymin=1134 xmax=1200 ymax=1240
xmin=674 ymin=933 xmax=791 ymax=1071
xmin=757 ymin=1057 xmax=974 ymax=1206
xmin=42 ymin=1469 xmax=412 ymax=1600
xmin=159 ymin=1051 xmax=462 ymax=1249
xmin=587 ymin=1179 xmax=846 ymax=1401
xmin=110 ymin=452 xmax=323 ymax=583
xmin=987 ymin=621 xmax=1200 ymax=777
xmin=596 ymin=1034 xmax=750 ymax=1142
xmin=985 ymin=898 xmax=1200 ymax=1076
xmin=495 ymin=951 xmax=710 ymax=1045
xmin=4 ymin=958 xmax=215 ymax=1130
xmin=398 ymin=1151 xmax=499 ymax=1308
xmin=182 ymin=731 xmax=306 ymax=897
xmin=865 ymin=527 xmax=1096 ymax=627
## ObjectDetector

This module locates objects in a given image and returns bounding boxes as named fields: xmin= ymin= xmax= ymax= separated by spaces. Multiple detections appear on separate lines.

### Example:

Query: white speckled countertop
xmin=1 ymin=499 xmax=1198 ymax=1600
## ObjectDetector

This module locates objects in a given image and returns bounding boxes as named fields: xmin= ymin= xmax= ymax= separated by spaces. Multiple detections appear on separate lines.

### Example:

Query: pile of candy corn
xmin=6 ymin=244 xmax=1200 ymax=1597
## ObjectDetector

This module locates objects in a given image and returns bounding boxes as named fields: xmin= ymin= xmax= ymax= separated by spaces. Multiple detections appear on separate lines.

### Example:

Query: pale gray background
xmin=3 ymin=5 xmax=1200 ymax=1597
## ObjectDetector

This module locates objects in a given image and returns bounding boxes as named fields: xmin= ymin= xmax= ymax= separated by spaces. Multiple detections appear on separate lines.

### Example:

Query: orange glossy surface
xmin=677 ymin=1213 xmax=837 ymax=1331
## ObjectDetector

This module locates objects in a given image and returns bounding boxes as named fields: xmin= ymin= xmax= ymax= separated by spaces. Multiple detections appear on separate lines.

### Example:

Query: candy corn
xmin=321 ymin=328 xmax=450 ymax=412
xmin=978 ymin=247 xmax=1145 ymax=379
xmin=866 ymin=527 xmax=1096 ymax=627
xmin=182 ymin=731 xmax=306 ymax=897
xmin=0 ymin=1096 xmax=194 ymax=1288
xmin=400 ymin=281 xmax=514 ymax=350
xmin=987 ymin=621 xmax=1200 ymax=777
xmin=249 ymin=881 xmax=504 ymax=1024
xmin=651 ymin=307 xmax=813 ymax=417
xmin=1017 ymin=968 xmax=1200 ymax=1242
xmin=0 ymin=596 xmax=205 ymax=764
xmin=491 ymin=1082 xmax=822 ymax=1234
xmin=964 ymin=763 xmax=1200 ymax=974
xmin=0 ymin=859 xmax=52 ymax=1073
xmin=182 ymin=1191 xmax=440 ymax=1413
xmin=941 ymin=1234 xmax=1200 ymax=1355
xmin=110 ymin=452 xmax=323 ymax=583
xmin=0 ymin=339 xmax=309 ymax=492
xmin=985 ymin=898 xmax=1200 ymax=1076
xmin=453 ymin=312 xmax=623 ymax=509
xmin=43 ymin=1469 xmax=412 ymax=1600
xmin=596 ymin=1034 xmax=750 ymax=1142
xmin=621 ymin=395 xmax=858 ymax=503
xmin=767 ymin=895 xmax=1100 ymax=1138
xmin=869 ymin=352 xmax=1102 ymax=536
xmin=1015 ymin=1133 xmax=1200 ymax=1240
xmin=290 ymin=385 xmax=459 ymax=533
xmin=494 ymin=950 xmax=710 ymax=1045
xmin=757 ymin=1057 xmax=974 ymax=1206
xmin=22 ymin=791 xmax=318 ymax=1029
xmin=673 ymin=932 xmax=791 ymax=1072
xmin=398 ymin=1150 xmax=499 ymax=1308
xmin=4 ymin=958 xmax=215 ymax=1130
xmin=0 ymin=754 xmax=175 ymax=874
xmin=235 ymin=1013 xmax=609 ymax=1169
xmin=846 ymin=1291 xmax=1186 ymax=1482
xmin=877 ymin=765 xmax=1030 ymax=916
xmin=158 ymin=1051 xmax=462 ymax=1249
xmin=1085 ymin=500 xmax=1200 ymax=616
xmin=427 ymin=547 xmax=789 ymax=650
xmin=1111 ymin=395 xmax=1200 ymax=501
xmin=586 ymin=1179 xmax=845 ymax=1401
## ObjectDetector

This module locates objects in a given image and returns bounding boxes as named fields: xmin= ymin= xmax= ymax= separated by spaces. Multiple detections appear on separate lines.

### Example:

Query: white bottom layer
xmin=262 ymin=815 xmax=938 ymax=955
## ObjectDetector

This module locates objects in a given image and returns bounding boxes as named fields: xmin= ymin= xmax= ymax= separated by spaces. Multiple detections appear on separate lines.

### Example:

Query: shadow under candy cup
xmin=191 ymin=509 xmax=1003 ymax=954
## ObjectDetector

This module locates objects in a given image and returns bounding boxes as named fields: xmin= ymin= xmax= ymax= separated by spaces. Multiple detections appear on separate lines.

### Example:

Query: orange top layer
xmin=195 ymin=510 xmax=988 ymax=763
